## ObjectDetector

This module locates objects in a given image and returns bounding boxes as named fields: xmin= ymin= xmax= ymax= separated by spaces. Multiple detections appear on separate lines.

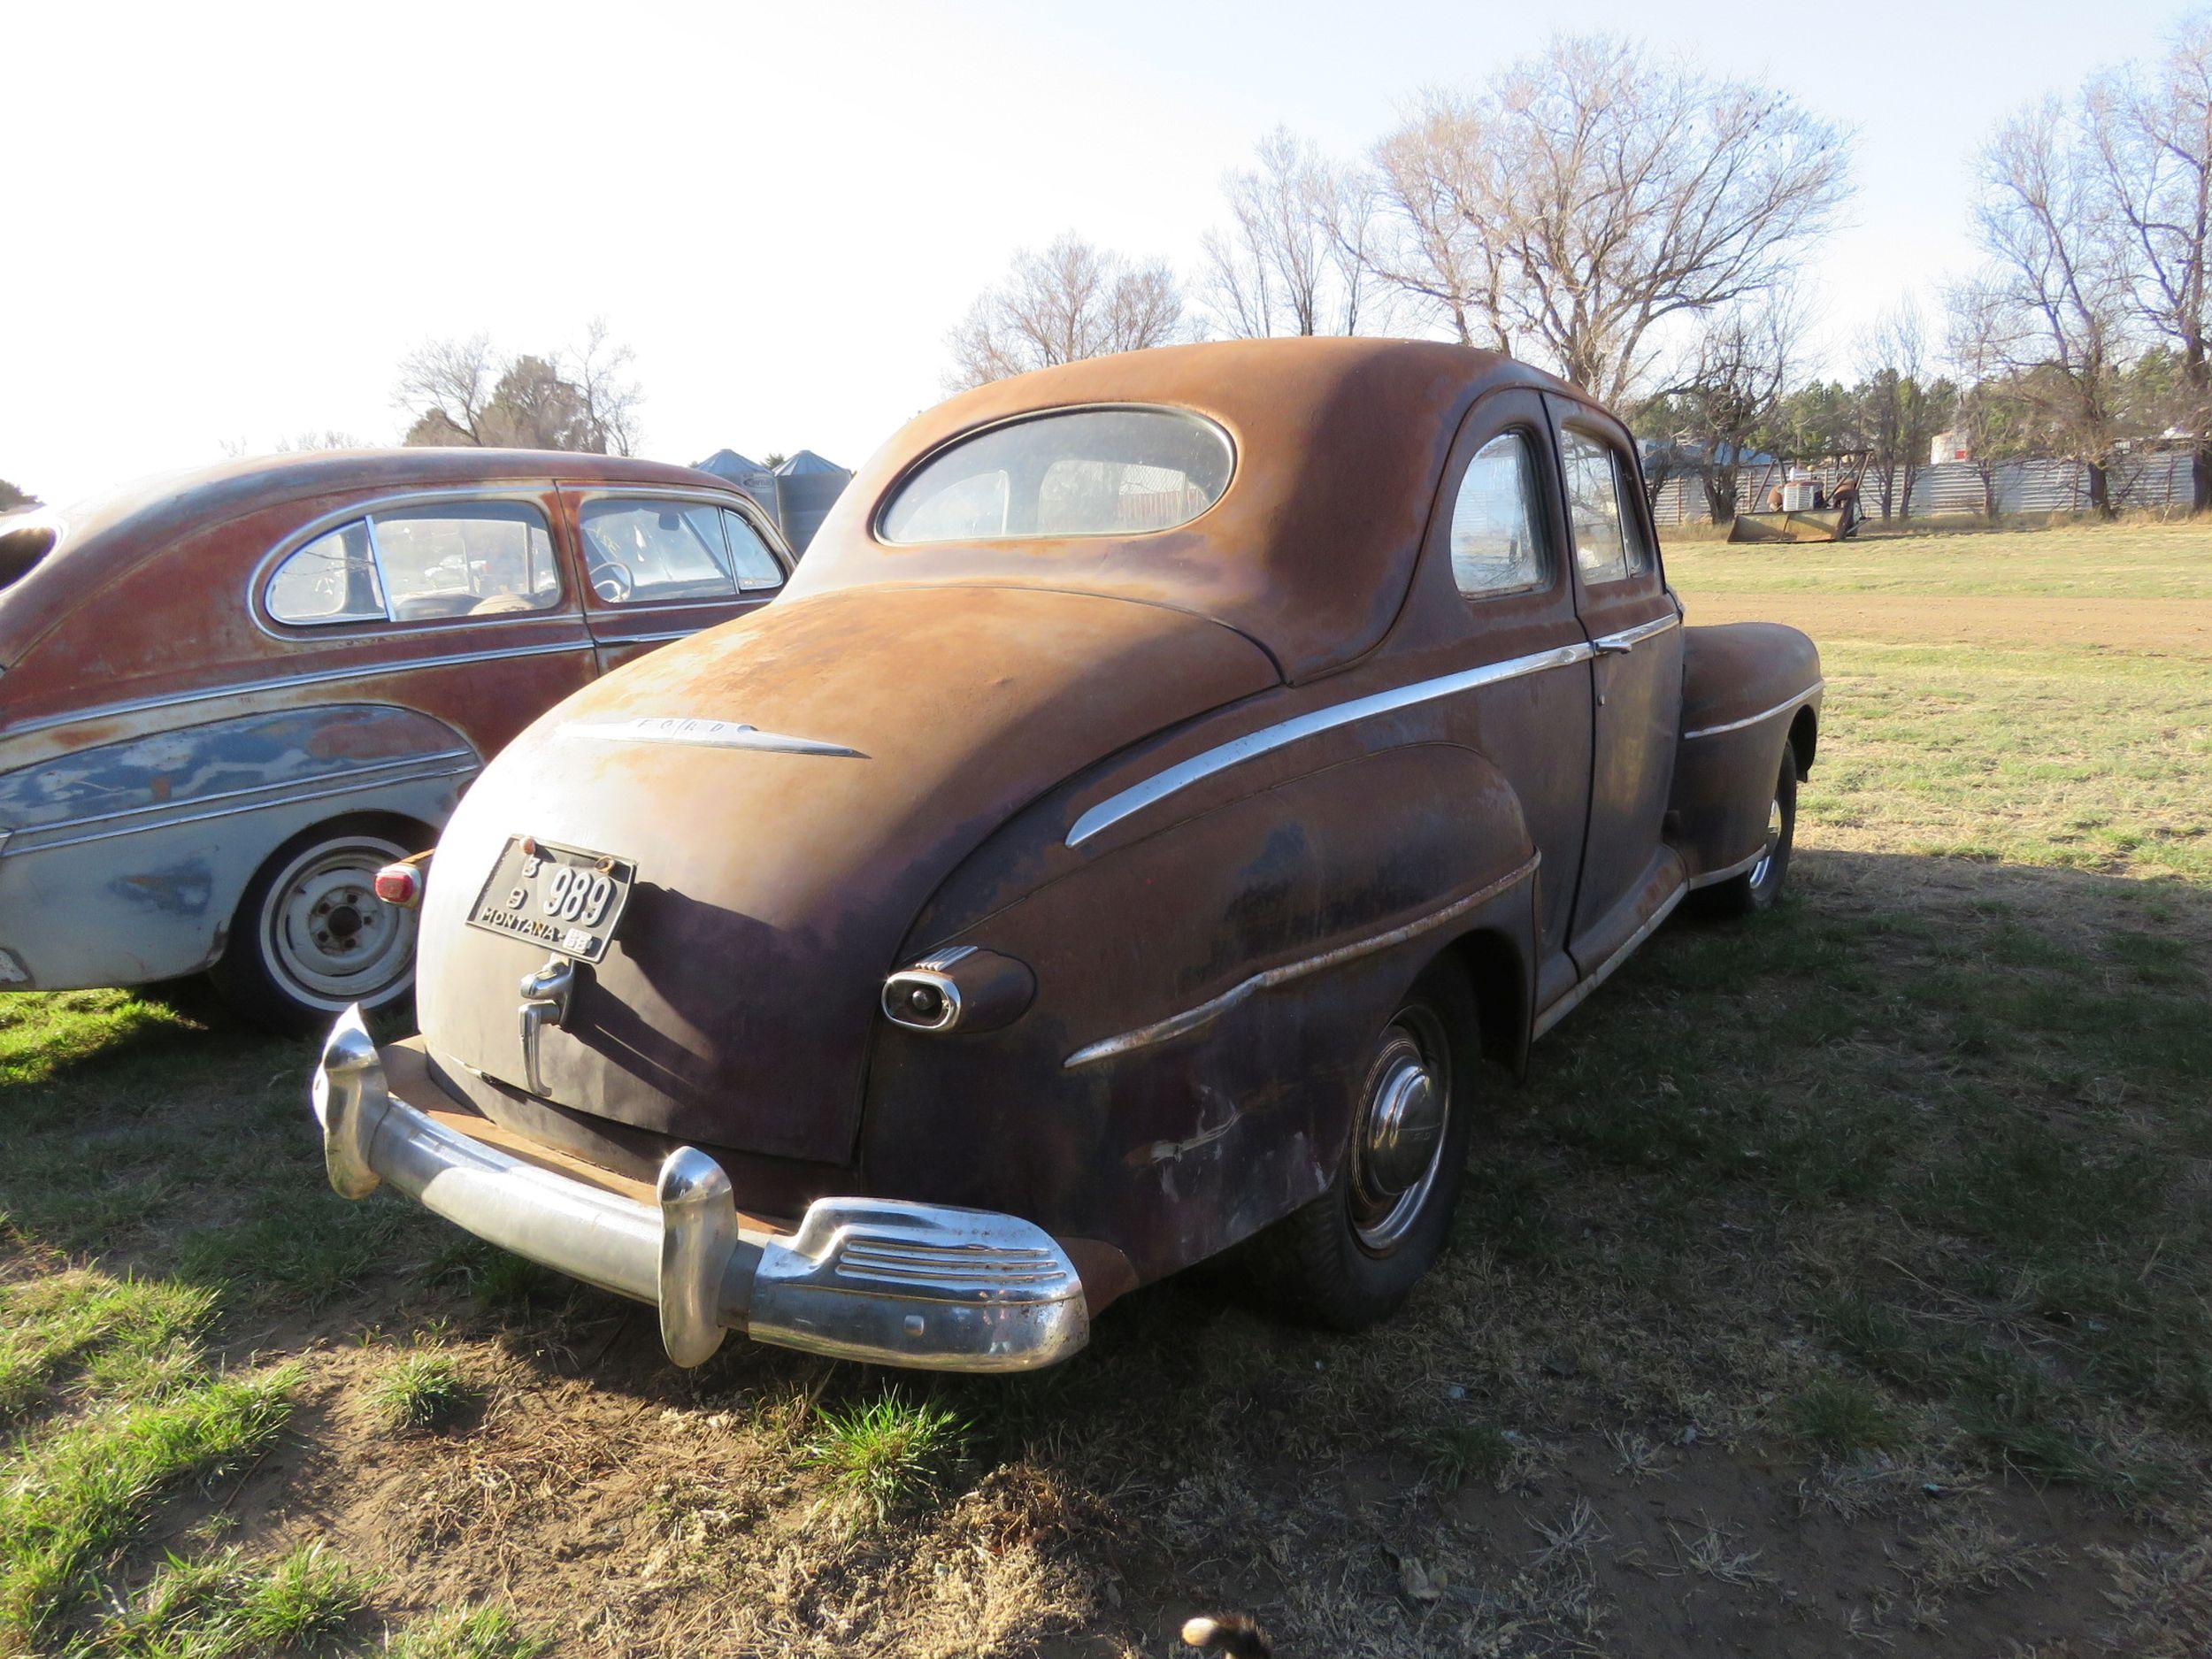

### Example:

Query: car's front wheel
xmin=1240 ymin=963 xmax=1479 ymax=1330
xmin=209 ymin=818 xmax=421 ymax=1033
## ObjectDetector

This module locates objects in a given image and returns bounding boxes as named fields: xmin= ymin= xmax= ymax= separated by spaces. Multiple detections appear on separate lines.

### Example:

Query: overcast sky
xmin=4 ymin=0 xmax=2185 ymax=506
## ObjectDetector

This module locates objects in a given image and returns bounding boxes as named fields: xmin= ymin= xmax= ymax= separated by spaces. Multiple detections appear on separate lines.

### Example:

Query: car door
xmin=1432 ymin=388 xmax=1595 ymax=1013
xmin=257 ymin=488 xmax=598 ymax=760
xmin=563 ymin=486 xmax=788 ymax=672
xmin=1545 ymin=397 xmax=1686 ymax=972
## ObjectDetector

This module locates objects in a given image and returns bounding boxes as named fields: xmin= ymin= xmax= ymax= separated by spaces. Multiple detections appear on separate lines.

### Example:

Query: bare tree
xmin=1943 ymin=281 xmax=2039 ymax=520
xmin=396 ymin=322 xmax=644 ymax=453
xmin=395 ymin=334 xmax=498 ymax=447
xmin=1364 ymin=35 xmax=1852 ymax=404
xmin=947 ymin=234 xmax=1185 ymax=390
xmin=1855 ymin=300 xmax=1955 ymax=521
xmin=1970 ymin=99 xmax=2133 ymax=516
xmin=1201 ymin=128 xmax=1383 ymax=338
xmin=1674 ymin=295 xmax=1802 ymax=521
xmin=2089 ymin=12 xmax=2212 ymax=502
xmin=568 ymin=317 xmax=643 ymax=457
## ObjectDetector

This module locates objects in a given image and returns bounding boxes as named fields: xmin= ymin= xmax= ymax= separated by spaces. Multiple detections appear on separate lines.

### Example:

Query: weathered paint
xmin=0 ymin=450 xmax=793 ymax=995
xmin=381 ymin=338 xmax=1820 ymax=1300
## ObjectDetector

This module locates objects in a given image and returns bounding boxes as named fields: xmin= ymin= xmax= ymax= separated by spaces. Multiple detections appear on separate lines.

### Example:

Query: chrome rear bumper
xmin=311 ymin=1007 xmax=1088 ymax=1371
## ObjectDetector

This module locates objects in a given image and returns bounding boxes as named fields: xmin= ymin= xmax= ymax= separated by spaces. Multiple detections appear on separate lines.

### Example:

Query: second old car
xmin=312 ymin=339 xmax=1823 ymax=1371
xmin=0 ymin=449 xmax=791 ymax=1029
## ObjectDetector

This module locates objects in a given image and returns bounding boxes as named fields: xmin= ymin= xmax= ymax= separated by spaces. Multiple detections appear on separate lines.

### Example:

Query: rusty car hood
xmin=412 ymin=581 xmax=1279 ymax=1167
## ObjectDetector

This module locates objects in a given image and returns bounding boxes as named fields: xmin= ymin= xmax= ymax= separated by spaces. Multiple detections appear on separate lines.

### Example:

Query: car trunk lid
xmin=414 ymin=581 xmax=1279 ymax=1167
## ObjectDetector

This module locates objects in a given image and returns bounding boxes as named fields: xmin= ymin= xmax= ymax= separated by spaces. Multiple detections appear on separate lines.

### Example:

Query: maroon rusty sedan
xmin=0 ymin=449 xmax=790 ymax=1029
xmin=312 ymin=340 xmax=1822 ymax=1371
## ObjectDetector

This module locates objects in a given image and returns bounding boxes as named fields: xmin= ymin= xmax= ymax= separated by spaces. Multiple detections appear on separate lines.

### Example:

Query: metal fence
xmin=1648 ymin=451 xmax=2199 ymax=526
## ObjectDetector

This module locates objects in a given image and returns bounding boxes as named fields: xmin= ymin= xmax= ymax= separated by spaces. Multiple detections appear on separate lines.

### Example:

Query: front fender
xmin=857 ymin=741 xmax=1539 ymax=1282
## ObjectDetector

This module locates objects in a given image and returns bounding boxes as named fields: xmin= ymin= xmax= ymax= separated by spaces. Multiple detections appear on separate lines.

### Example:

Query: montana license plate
xmin=466 ymin=838 xmax=635 ymax=962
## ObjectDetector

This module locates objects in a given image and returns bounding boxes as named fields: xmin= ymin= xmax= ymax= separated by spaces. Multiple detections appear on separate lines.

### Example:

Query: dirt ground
xmin=1684 ymin=591 xmax=2212 ymax=657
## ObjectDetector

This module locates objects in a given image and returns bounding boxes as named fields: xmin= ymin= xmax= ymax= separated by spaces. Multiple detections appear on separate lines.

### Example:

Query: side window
xmin=1614 ymin=451 xmax=1655 ymax=577
xmin=1561 ymin=429 xmax=1653 ymax=586
xmin=721 ymin=510 xmax=786 ymax=591
xmin=372 ymin=503 xmax=560 ymax=621
xmin=265 ymin=503 xmax=558 ymax=627
xmin=266 ymin=520 xmax=383 ymax=625
xmin=1448 ymin=431 xmax=1550 ymax=598
xmin=1561 ymin=429 xmax=1629 ymax=585
xmin=579 ymin=500 xmax=738 ymax=604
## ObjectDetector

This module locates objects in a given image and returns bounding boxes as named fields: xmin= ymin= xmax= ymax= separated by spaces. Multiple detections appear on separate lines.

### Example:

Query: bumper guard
xmin=312 ymin=1006 xmax=1088 ymax=1371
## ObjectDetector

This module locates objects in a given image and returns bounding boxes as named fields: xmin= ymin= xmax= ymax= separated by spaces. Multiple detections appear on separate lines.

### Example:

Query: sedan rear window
xmin=879 ymin=406 xmax=1233 ymax=543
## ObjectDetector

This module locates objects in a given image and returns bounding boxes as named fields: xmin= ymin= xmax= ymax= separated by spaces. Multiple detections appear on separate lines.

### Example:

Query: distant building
xmin=689 ymin=448 xmax=853 ymax=553
xmin=1929 ymin=429 xmax=1972 ymax=465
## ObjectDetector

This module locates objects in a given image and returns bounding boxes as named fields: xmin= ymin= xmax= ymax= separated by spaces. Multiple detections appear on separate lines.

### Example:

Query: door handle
xmin=1594 ymin=639 xmax=1634 ymax=657
xmin=518 ymin=956 xmax=576 ymax=1095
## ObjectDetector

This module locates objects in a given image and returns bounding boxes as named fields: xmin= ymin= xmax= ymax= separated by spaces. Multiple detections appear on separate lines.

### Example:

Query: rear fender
xmin=860 ymin=741 xmax=1539 ymax=1282
xmin=0 ymin=704 xmax=473 ymax=989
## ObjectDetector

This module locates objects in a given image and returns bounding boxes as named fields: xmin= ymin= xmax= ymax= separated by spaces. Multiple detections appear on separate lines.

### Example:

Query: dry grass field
xmin=4 ymin=521 xmax=2209 ymax=1657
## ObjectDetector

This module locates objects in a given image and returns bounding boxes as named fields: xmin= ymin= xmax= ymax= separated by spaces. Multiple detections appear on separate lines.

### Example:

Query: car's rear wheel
xmin=1695 ymin=749 xmax=1799 ymax=918
xmin=1239 ymin=963 xmax=1479 ymax=1330
xmin=209 ymin=818 xmax=421 ymax=1033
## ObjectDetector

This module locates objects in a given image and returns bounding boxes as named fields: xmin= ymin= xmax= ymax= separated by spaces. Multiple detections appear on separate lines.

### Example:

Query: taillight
xmin=373 ymin=860 xmax=425 ymax=909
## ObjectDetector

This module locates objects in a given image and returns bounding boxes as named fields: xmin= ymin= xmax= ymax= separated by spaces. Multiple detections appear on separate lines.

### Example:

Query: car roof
xmin=57 ymin=448 xmax=734 ymax=550
xmin=785 ymin=337 xmax=1582 ymax=684
xmin=0 ymin=449 xmax=752 ymax=672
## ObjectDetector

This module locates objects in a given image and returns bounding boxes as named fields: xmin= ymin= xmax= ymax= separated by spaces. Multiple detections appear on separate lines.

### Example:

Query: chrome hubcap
xmin=262 ymin=840 xmax=418 ymax=1005
xmin=1749 ymin=795 xmax=1783 ymax=888
xmin=1349 ymin=1012 xmax=1450 ymax=1254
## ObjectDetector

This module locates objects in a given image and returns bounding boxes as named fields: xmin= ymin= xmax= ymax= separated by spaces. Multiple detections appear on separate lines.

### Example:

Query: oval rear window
xmin=879 ymin=406 xmax=1233 ymax=544
xmin=0 ymin=518 xmax=58 ymax=591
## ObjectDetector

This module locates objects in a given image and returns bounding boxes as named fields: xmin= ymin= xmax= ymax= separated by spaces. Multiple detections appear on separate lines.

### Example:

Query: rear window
xmin=0 ymin=518 xmax=59 ymax=592
xmin=879 ymin=406 xmax=1233 ymax=544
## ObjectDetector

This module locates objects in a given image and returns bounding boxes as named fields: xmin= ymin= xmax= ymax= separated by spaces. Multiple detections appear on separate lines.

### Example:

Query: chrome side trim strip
xmin=1531 ymin=879 xmax=1686 ymax=1040
xmin=1686 ymin=844 xmax=1768 ymax=890
xmin=1683 ymin=681 xmax=1824 ymax=741
xmin=1064 ymin=854 xmax=1540 ymax=1069
xmin=9 ymin=748 xmax=475 ymax=841
xmin=7 ymin=758 xmax=477 ymax=856
xmin=562 ymin=716 xmax=864 ymax=758
xmin=1593 ymin=611 xmax=1681 ymax=650
xmin=4 ymin=641 xmax=594 ymax=740
xmin=1066 ymin=644 xmax=1594 ymax=849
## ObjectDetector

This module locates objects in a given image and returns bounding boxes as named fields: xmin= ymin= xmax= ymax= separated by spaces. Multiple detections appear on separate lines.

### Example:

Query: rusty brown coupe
xmin=0 ymin=450 xmax=790 ymax=1029
xmin=312 ymin=340 xmax=1822 ymax=1371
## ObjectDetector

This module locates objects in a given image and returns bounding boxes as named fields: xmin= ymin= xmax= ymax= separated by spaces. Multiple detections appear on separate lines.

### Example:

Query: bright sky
xmin=5 ymin=0 xmax=2185 ymax=507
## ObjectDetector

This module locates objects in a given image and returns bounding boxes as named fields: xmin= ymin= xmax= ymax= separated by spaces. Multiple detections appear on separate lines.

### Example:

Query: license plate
xmin=465 ymin=838 xmax=634 ymax=962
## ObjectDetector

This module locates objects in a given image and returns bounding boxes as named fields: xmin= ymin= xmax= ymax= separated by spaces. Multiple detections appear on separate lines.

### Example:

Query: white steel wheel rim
xmin=1749 ymin=795 xmax=1784 ymax=890
xmin=1349 ymin=1007 xmax=1452 ymax=1256
xmin=257 ymin=835 xmax=418 ymax=1009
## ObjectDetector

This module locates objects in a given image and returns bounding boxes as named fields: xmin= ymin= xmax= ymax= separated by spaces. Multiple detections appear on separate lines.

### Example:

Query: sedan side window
xmin=373 ymin=503 xmax=561 ymax=621
xmin=265 ymin=503 xmax=558 ymax=626
xmin=721 ymin=510 xmax=787 ymax=591
xmin=1561 ymin=429 xmax=1653 ymax=586
xmin=266 ymin=520 xmax=384 ymax=625
xmin=1448 ymin=431 xmax=1550 ymax=598
xmin=580 ymin=500 xmax=738 ymax=603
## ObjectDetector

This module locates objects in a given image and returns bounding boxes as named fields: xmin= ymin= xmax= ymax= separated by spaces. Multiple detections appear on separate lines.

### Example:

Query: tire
xmin=1694 ymin=749 xmax=1799 ymax=918
xmin=1239 ymin=963 xmax=1480 ymax=1331
xmin=209 ymin=818 xmax=422 ymax=1033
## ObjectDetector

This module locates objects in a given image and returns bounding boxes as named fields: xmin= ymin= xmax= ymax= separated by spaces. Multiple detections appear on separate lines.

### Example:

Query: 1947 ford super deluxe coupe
xmin=312 ymin=339 xmax=1823 ymax=1372
xmin=0 ymin=449 xmax=789 ymax=1029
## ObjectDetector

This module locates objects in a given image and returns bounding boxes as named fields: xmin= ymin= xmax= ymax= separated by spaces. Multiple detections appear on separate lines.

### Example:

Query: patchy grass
xmin=98 ymin=1540 xmax=373 ymax=1658
xmin=367 ymin=1352 xmax=476 ymax=1434
xmin=1 ymin=522 xmax=2209 ymax=1654
xmin=0 ymin=1367 xmax=298 ymax=1642
xmin=801 ymin=1394 xmax=972 ymax=1529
